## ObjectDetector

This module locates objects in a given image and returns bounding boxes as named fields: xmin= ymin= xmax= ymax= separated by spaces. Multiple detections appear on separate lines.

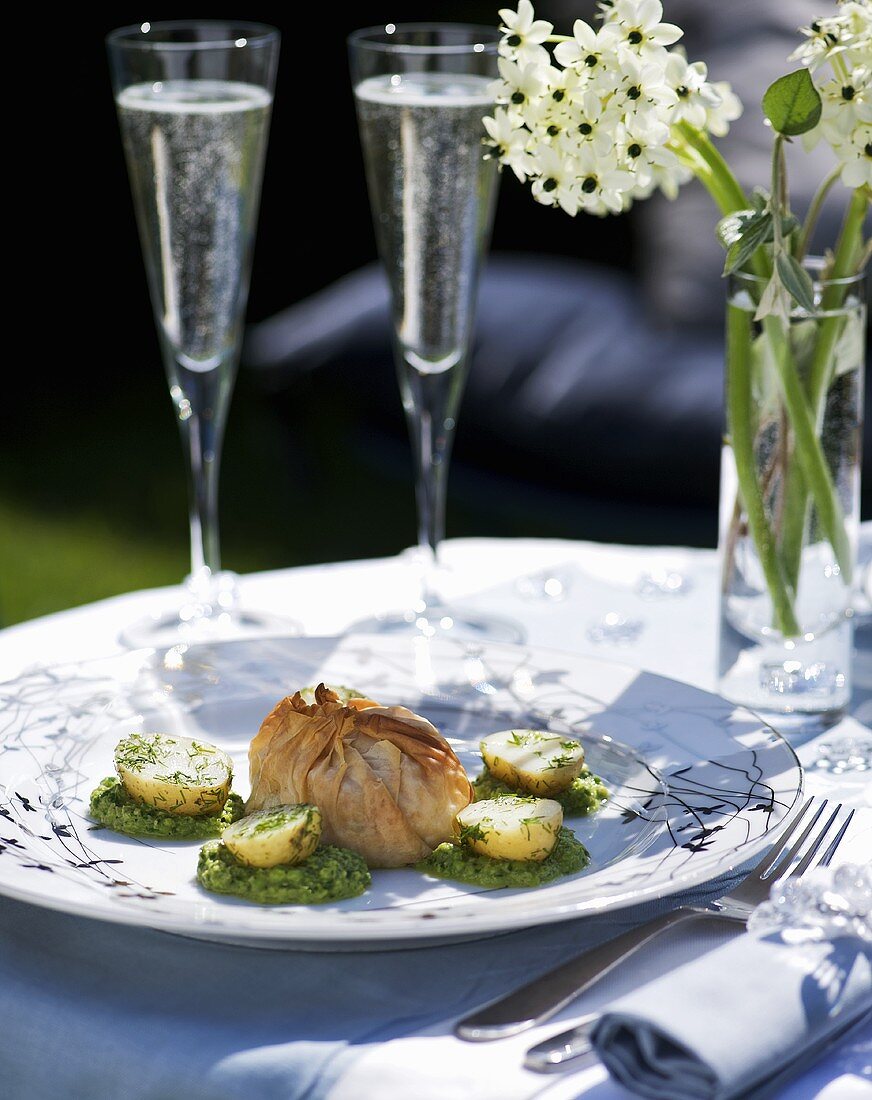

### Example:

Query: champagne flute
xmin=107 ymin=21 xmax=291 ymax=647
xmin=349 ymin=23 xmax=522 ymax=643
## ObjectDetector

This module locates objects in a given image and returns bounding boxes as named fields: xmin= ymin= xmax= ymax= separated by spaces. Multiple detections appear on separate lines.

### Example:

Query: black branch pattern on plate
xmin=0 ymin=641 xmax=801 ymax=928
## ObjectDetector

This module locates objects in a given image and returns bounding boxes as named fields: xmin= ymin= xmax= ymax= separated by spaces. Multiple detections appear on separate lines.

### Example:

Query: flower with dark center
xmin=579 ymin=122 xmax=593 ymax=135
xmin=627 ymin=85 xmax=641 ymax=100
xmin=543 ymin=177 xmax=558 ymax=192
xmin=507 ymin=35 xmax=521 ymax=47
xmin=842 ymin=85 xmax=855 ymax=101
xmin=552 ymin=89 xmax=565 ymax=102
xmin=628 ymin=30 xmax=643 ymax=45
xmin=582 ymin=176 xmax=597 ymax=193
xmin=628 ymin=143 xmax=642 ymax=158
xmin=511 ymin=91 xmax=526 ymax=105
xmin=585 ymin=54 xmax=598 ymax=66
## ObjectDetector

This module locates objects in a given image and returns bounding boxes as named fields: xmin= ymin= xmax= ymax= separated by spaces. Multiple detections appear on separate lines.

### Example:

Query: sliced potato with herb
xmin=114 ymin=733 xmax=232 ymax=817
xmin=480 ymin=729 xmax=586 ymax=796
xmin=223 ymin=804 xmax=322 ymax=868
xmin=455 ymin=796 xmax=563 ymax=862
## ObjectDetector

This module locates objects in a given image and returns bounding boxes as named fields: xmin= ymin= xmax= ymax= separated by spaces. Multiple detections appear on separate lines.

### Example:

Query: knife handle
xmin=524 ymin=1017 xmax=597 ymax=1072
xmin=454 ymin=906 xmax=700 ymax=1042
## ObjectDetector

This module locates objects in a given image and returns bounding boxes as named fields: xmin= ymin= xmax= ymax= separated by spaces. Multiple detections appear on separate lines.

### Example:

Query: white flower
xmin=499 ymin=0 xmax=553 ymax=67
xmin=566 ymin=89 xmax=622 ymax=157
xmin=599 ymin=0 xmax=683 ymax=60
xmin=665 ymin=54 xmax=721 ymax=129
xmin=575 ymin=144 xmax=636 ymax=214
xmin=790 ymin=4 xmax=872 ymax=73
xmin=705 ymin=81 xmax=743 ymax=137
xmin=493 ymin=56 xmax=548 ymax=112
xmin=835 ymin=122 xmax=872 ymax=188
xmin=819 ymin=66 xmax=872 ymax=143
xmin=617 ymin=115 xmax=676 ymax=188
xmin=617 ymin=113 xmax=688 ymax=198
xmin=837 ymin=2 xmax=872 ymax=69
xmin=543 ymin=63 xmax=584 ymax=107
xmin=483 ymin=0 xmax=744 ymax=218
xmin=530 ymin=144 xmax=581 ymax=214
xmin=790 ymin=15 xmax=852 ymax=71
xmin=523 ymin=95 xmax=572 ymax=144
xmin=635 ymin=157 xmax=693 ymax=200
xmin=613 ymin=52 xmax=678 ymax=119
xmin=553 ymin=19 xmax=610 ymax=75
xmin=483 ymin=109 xmax=534 ymax=181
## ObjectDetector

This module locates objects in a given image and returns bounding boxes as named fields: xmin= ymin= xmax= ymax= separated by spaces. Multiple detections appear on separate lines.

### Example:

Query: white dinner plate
xmin=0 ymin=634 xmax=803 ymax=949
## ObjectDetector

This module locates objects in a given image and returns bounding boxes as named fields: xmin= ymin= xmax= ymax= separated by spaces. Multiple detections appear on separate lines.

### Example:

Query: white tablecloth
xmin=1 ymin=537 xmax=870 ymax=1100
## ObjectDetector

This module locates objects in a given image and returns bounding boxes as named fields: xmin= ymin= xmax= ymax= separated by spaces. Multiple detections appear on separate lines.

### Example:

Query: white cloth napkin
xmin=592 ymin=865 xmax=872 ymax=1100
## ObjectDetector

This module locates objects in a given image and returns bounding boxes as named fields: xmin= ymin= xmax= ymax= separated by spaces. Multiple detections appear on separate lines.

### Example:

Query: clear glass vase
xmin=717 ymin=259 xmax=866 ymax=721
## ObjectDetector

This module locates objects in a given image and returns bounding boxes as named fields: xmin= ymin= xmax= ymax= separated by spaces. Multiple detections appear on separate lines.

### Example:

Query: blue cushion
xmin=244 ymin=255 xmax=726 ymax=507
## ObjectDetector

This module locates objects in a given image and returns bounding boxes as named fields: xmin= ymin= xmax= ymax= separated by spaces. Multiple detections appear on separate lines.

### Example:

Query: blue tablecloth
xmin=1 ymin=538 xmax=870 ymax=1099
xmin=0 ymin=878 xmax=745 ymax=1099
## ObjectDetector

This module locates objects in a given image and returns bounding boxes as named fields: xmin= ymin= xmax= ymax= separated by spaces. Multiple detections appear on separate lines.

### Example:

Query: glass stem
xmin=168 ymin=356 xmax=235 ymax=596
xmin=398 ymin=349 xmax=467 ymax=610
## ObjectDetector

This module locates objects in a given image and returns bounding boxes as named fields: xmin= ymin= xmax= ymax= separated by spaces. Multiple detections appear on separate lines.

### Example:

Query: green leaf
xmin=717 ymin=209 xmax=758 ymax=248
xmin=749 ymin=331 xmax=780 ymax=421
xmin=832 ymin=310 xmax=864 ymax=377
xmin=776 ymin=253 xmax=817 ymax=313
xmin=754 ymin=272 xmax=791 ymax=325
xmin=762 ymin=69 xmax=822 ymax=136
xmin=719 ymin=211 xmax=773 ymax=274
xmin=716 ymin=208 xmax=801 ymax=275
xmin=750 ymin=187 xmax=770 ymax=213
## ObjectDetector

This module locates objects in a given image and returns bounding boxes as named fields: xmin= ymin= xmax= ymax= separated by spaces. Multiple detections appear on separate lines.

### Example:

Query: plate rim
xmin=0 ymin=634 xmax=805 ymax=945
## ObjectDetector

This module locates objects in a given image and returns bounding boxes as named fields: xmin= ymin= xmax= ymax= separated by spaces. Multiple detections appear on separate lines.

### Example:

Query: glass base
xmin=118 ymin=570 xmax=301 ymax=649
xmin=348 ymin=604 xmax=525 ymax=645
xmin=718 ymin=614 xmax=852 ymax=728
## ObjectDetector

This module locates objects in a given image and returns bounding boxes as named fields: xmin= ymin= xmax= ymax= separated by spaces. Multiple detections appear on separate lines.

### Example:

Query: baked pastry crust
xmin=248 ymin=684 xmax=473 ymax=867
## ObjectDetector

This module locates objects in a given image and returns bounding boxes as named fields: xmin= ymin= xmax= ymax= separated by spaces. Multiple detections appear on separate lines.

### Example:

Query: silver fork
xmin=455 ymin=797 xmax=854 ymax=1047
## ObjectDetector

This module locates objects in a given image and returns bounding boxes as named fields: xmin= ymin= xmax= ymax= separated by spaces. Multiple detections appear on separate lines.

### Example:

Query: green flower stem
xmin=674 ymin=124 xmax=859 ymax=631
xmin=806 ymin=188 xmax=870 ymax=409
xmin=779 ymin=186 xmax=869 ymax=591
xmin=677 ymin=132 xmax=799 ymax=629
xmin=762 ymin=313 xmax=853 ymax=585
xmin=779 ymin=464 xmax=808 ymax=593
xmin=726 ymin=305 xmax=800 ymax=636
xmin=794 ymin=165 xmax=841 ymax=262
xmin=675 ymin=122 xmax=748 ymax=215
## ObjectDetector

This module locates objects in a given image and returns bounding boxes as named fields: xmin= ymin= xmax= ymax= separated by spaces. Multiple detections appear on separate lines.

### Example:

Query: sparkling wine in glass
xmin=349 ymin=24 xmax=522 ymax=643
xmin=107 ymin=22 xmax=291 ymax=647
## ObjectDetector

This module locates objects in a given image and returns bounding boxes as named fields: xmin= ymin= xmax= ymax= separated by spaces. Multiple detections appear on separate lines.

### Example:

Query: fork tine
xmin=786 ymin=803 xmax=842 ymax=879
xmin=818 ymin=808 xmax=855 ymax=868
xmin=753 ymin=796 xmax=819 ymax=880
xmin=756 ymin=796 xmax=826 ymax=880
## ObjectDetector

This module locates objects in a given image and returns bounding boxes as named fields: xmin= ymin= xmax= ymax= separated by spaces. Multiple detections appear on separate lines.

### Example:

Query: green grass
xmin=0 ymin=498 xmax=187 ymax=626
xmin=2 ymin=358 xmax=714 ymax=629
xmin=0 ymin=374 xmax=416 ymax=628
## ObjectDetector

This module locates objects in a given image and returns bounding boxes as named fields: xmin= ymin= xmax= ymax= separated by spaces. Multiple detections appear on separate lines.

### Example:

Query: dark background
xmin=2 ymin=4 xmax=639 ymax=626
xmin=4 ymin=3 xmax=862 ymax=625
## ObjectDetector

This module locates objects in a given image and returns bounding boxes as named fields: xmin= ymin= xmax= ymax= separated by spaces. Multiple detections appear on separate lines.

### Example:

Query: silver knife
xmin=524 ymin=1015 xmax=598 ymax=1072
xmin=454 ymin=907 xmax=706 ymax=1041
